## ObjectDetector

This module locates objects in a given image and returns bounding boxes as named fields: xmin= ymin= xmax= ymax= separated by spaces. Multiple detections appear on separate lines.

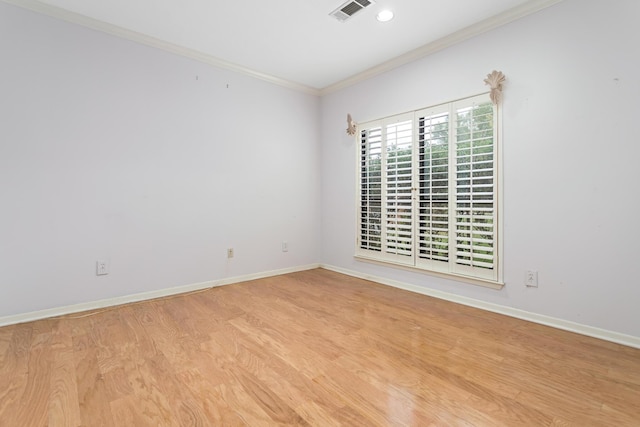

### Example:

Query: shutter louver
xmin=360 ymin=127 xmax=382 ymax=251
xmin=418 ymin=110 xmax=449 ymax=265
xmin=384 ymin=119 xmax=413 ymax=258
xmin=455 ymin=101 xmax=495 ymax=273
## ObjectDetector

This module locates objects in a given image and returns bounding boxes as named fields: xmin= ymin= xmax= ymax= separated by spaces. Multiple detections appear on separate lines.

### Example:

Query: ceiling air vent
xmin=330 ymin=0 xmax=374 ymax=22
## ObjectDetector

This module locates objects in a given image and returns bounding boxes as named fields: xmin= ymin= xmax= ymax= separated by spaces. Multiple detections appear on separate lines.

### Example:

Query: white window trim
xmin=354 ymin=253 xmax=504 ymax=289
xmin=354 ymin=92 xmax=504 ymax=289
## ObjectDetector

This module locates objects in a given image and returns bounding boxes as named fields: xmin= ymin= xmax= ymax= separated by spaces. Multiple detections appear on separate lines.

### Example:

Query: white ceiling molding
xmin=1 ymin=0 xmax=322 ymax=96
xmin=320 ymin=0 xmax=564 ymax=95
xmin=3 ymin=0 xmax=563 ymax=97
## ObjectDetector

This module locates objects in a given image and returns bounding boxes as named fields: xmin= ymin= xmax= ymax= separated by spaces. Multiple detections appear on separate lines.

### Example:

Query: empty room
xmin=1 ymin=0 xmax=639 ymax=425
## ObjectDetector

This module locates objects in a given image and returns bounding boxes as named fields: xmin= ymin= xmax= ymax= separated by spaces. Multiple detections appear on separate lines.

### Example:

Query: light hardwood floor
xmin=1 ymin=268 xmax=639 ymax=426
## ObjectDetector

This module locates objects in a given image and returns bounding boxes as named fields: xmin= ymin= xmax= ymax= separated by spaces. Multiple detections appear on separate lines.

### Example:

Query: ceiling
xmin=10 ymin=0 xmax=562 ymax=93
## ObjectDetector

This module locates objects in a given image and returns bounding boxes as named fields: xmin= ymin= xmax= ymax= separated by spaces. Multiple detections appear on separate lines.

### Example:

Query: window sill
xmin=354 ymin=255 xmax=505 ymax=290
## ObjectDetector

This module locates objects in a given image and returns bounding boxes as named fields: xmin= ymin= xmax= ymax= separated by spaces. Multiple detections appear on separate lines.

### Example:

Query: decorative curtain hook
xmin=346 ymin=114 xmax=357 ymax=136
xmin=484 ymin=70 xmax=506 ymax=105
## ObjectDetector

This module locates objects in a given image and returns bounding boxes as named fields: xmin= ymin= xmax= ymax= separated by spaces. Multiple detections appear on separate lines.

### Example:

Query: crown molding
xmin=320 ymin=0 xmax=565 ymax=95
xmin=1 ymin=0 xmax=322 ymax=96
xmin=3 ymin=0 xmax=564 ymax=97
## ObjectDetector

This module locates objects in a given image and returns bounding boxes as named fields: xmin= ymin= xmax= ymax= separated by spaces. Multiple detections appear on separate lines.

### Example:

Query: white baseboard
xmin=320 ymin=264 xmax=640 ymax=349
xmin=5 ymin=262 xmax=638 ymax=350
xmin=0 ymin=263 xmax=320 ymax=327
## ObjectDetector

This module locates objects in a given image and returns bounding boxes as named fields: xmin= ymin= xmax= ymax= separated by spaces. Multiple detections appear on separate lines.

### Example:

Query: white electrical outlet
xmin=96 ymin=260 xmax=109 ymax=276
xmin=525 ymin=270 xmax=538 ymax=287
xmin=282 ymin=241 xmax=288 ymax=252
xmin=227 ymin=248 xmax=234 ymax=258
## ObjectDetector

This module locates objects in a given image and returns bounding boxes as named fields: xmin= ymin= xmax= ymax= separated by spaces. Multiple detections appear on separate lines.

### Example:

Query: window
xmin=357 ymin=93 xmax=502 ymax=286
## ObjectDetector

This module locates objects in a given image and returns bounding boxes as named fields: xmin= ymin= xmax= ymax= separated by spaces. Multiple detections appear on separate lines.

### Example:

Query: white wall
xmin=3 ymin=0 xmax=640 ymax=341
xmin=0 ymin=2 xmax=320 ymax=317
xmin=320 ymin=0 xmax=640 ymax=338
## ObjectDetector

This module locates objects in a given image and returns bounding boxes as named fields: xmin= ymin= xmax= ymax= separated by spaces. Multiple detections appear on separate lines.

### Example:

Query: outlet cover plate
xmin=96 ymin=260 xmax=109 ymax=276
xmin=525 ymin=270 xmax=538 ymax=287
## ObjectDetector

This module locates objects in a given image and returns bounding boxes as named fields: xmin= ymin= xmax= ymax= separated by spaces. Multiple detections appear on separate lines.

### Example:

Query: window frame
xmin=354 ymin=92 xmax=504 ymax=289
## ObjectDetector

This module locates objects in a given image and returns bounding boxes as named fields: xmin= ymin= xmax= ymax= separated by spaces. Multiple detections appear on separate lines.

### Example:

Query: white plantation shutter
xmin=356 ymin=93 xmax=500 ymax=285
xmin=452 ymin=98 xmax=496 ymax=280
xmin=359 ymin=124 xmax=383 ymax=252
xmin=416 ymin=106 xmax=450 ymax=272
xmin=357 ymin=114 xmax=414 ymax=263
xmin=384 ymin=117 xmax=413 ymax=261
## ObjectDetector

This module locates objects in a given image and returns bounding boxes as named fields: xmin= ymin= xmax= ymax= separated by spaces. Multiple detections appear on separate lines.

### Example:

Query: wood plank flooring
xmin=1 ymin=268 xmax=639 ymax=426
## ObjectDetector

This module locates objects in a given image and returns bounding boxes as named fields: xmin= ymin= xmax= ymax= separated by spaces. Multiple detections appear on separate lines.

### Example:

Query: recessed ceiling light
xmin=376 ymin=10 xmax=394 ymax=22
